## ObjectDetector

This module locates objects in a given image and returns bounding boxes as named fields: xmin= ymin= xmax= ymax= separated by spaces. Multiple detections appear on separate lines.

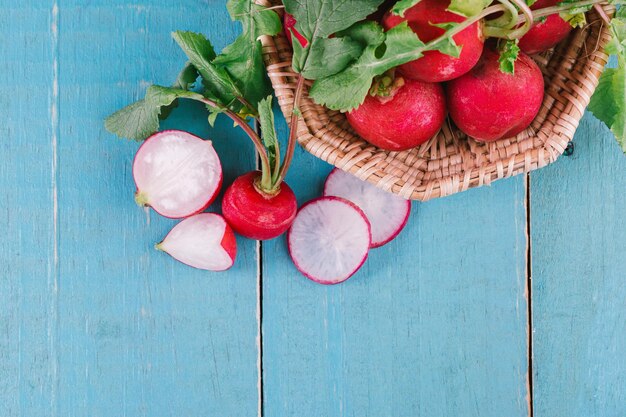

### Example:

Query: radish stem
xmin=277 ymin=74 xmax=305 ymax=185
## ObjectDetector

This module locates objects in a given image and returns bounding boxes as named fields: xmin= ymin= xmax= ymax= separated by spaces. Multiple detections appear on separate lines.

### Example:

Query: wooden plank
xmin=1 ymin=1 xmax=260 ymax=416
xmin=0 ymin=4 xmax=57 ymax=417
xmin=262 ymin=117 xmax=530 ymax=416
xmin=530 ymin=114 xmax=626 ymax=417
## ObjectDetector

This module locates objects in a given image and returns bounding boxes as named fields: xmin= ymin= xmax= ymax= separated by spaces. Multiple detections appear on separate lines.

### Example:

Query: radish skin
xmin=447 ymin=48 xmax=545 ymax=142
xmin=382 ymin=0 xmax=484 ymax=83
xmin=157 ymin=213 xmax=237 ymax=271
xmin=519 ymin=0 xmax=573 ymax=55
xmin=347 ymin=78 xmax=447 ymax=151
xmin=222 ymin=171 xmax=297 ymax=241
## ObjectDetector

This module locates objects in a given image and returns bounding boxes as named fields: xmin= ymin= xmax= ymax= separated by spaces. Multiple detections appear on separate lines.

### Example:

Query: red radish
xmin=518 ymin=0 xmax=573 ymax=55
xmin=447 ymin=48 xmax=545 ymax=142
xmin=382 ymin=0 xmax=484 ymax=83
xmin=347 ymin=77 xmax=446 ymax=151
xmin=133 ymin=130 xmax=222 ymax=219
xmin=156 ymin=213 xmax=236 ymax=271
xmin=324 ymin=169 xmax=411 ymax=248
xmin=222 ymin=171 xmax=297 ymax=240
xmin=288 ymin=197 xmax=371 ymax=285
xmin=284 ymin=13 xmax=308 ymax=48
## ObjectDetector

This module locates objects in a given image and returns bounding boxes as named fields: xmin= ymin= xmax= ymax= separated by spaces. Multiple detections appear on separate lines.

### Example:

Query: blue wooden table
xmin=1 ymin=1 xmax=625 ymax=416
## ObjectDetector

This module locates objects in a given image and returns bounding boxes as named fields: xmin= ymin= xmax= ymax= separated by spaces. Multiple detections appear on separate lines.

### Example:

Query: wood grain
xmin=0 ymin=4 xmax=57 ymax=416
xmin=1 ymin=2 xmax=260 ymax=416
xmin=261 ymin=116 xmax=530 ymax=417
xmin=531 ymin=114 xmax=626 ymax=417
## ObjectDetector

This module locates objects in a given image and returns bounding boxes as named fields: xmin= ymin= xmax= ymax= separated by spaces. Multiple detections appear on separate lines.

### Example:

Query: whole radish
xmin=518 ymin=0 xmax=573 ymax=55
xmin=157 ymin=213 xmax=237 ymax=271
xmin=347 ymin=76 xmax=446 ymax=151
xmin=133 ymin=130 xmax=222 ymax=219
xmin=382 ymin=0 xmax=484 ymax=83
xmin=222 ymin=171 xmax=297 ymax=241
xmin=284 ymin=13 xmax=308 ymax=48
xmin=447 ymin=48 xmax=545 ymax=142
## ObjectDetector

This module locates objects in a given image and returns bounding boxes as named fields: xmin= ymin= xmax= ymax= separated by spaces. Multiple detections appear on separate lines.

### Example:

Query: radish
xmin=284 ymin=13 xmax=308 ymax=48
xmin=382 ymin=0 xmax=484 ymax=83
xmin=323 ymin=169 xmax=411 ymax=248
xmin=346 ymin=76 xmax=446 ymax=151
xmin=133 ymin=130 xmax=222 ymax=219
xmin=446 ymin=47 xmax=545 ymax=142
xmin=518 ymin=0 xmax=573 ymax=55
xmin=222 ymin=171 xmax=297 ymax=241
xmin=156 ymin=213 xmax=237 ymax=271
xmin=288 ymin=197 xmax=371 ymax=285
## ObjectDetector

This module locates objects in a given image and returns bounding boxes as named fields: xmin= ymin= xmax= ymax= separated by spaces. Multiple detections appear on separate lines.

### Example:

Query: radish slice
xmin=288 ymin=197 xmax=371 ymax=285
xmin=157 ymin=213 xmax=236 ymax=271
xmin=133 ymin=130 xmax=223 ymax=219
xmin=323 ymin=169 xmax=411 ymax=248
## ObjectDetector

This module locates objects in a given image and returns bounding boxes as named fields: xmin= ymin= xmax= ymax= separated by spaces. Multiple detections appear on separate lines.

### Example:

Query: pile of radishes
xmin=287 ymin=0 xmax=576 ymax=150
xmin=136 ymin=130 xmax=411 ymax=284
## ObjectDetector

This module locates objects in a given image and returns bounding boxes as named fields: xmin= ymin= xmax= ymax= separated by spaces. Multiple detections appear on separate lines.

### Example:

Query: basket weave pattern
xmin=261 ymin=4 xmax=614 ymax=200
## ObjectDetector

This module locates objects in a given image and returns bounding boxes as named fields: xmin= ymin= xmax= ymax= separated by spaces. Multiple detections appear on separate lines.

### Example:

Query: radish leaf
xmin=392 ymin=0 xmax=420 ymax=17
xmin=309 ymin=23 xmax=424 ymax=111
xmin=213 ymin=0 xmax=281 ymax=112
xmin=589 ymin=7 xmax=626 ymax=152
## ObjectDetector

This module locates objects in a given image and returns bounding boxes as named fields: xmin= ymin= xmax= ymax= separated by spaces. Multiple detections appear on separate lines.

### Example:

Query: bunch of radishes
xmin=133 ymin=129 xmax=410 ymax=284
xmin=287 ymin=0 xmax=580 ymax=150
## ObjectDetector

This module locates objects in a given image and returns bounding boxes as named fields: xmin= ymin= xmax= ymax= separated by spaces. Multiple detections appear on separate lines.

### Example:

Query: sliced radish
xmin=288 ymin=197 xmax=371 ymax=285
xmin=323 ymin=169 xmax=411 ymax=248
xmin=133 ymin=130 xmax=223 ymax=219
xmin=157 ymin=213 xmax=236 ymax=271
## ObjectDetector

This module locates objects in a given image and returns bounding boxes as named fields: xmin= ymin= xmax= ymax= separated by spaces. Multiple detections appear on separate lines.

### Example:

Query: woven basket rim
xmin=261 ymin=3 xmax=614 ymax=201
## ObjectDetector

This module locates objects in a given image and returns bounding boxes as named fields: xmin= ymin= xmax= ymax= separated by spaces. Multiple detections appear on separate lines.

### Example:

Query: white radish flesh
xmin=324 ymin=169 xmax=411 ymax=248
xmin=288 ymin=197 xmax=371 ymax=285
xmin=133 ymin=130 xmax=222 ymax=219
xmin=157 ymin=213 xmax=236 ymax=271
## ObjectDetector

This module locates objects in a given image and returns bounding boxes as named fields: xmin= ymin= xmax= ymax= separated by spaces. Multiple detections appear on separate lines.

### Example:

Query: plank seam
xmin=255 ymin=120 xmax=264 ymax=417
xmin=526 ymin=174 xmax=534 ymax=417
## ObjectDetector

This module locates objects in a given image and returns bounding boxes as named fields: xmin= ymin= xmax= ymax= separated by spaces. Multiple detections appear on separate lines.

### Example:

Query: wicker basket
xmin=261 ymin=3 xmax=614 ymax=201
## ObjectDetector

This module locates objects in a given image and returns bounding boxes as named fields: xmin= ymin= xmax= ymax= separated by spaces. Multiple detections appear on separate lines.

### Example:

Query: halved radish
xmin=323 ymin=169 xmax=411 ymax=248
xmin=288 ymin=197 xmax=371 ymax=285
xmin=133 ymin=130 xmax=223 ymax=219
xmin=156 ymin=213 xmax=236 ymax=271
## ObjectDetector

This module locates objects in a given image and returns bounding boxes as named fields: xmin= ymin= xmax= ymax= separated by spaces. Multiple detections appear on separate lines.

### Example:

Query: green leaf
xmin=225 ymin=0 xmax=281 ymax=38
xmin=105 ymin=99 xmax=160 ymax=141
xmin=391 ymin=0 xmax=420 ymax=17
xmin=146 ymin=85 xmax=207 ymax=106
xmin=211 ymin=0 xmax=281 ymax=114
xmin=589 ymin=7 xmax=626 ymax=152
xmin=160 ymin=62 xmax=200 ymax=120
xmin=309 ymin=23 xmax=425 ymax=112
xmin=172 ymin=31 xmax=241 ymax=107
xmin=430 ymin=22 xmax=462 ymax=58
xmin=258 ymin=96 xmax=279 ymax=179
xmin=448 ymin=0 xmax=491 ymax=17
xmin=283 ymin=0 xmax=384 ymax=41
xmin=173 ymin=62 xmax=199 ymax=90
xmin=589 ymin=68 xmax=626 ymax=152
xmin=301 ymin=37 xmax=363 ymax=79
xmin=105 ymin=86 xmax=212 ymax=141
xmin=498 ymin=40 xmax=520 ymax=74
xmin=283 ymin=0 xmax=386 ymax=75
xmin=336 ymin=20 xmax=386 ymax=47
